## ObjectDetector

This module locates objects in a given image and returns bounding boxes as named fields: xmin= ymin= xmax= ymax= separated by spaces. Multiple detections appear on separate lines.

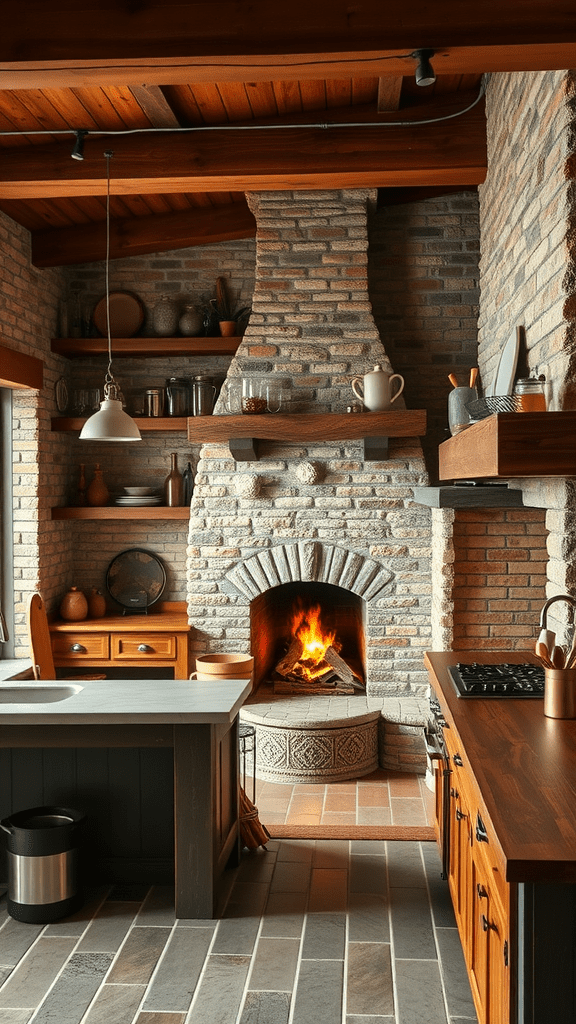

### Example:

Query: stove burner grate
xmin=448 ymin=662 xmax=545 ymax=698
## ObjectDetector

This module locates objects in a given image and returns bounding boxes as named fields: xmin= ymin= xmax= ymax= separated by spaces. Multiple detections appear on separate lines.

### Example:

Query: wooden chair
xmin=27 ymin=593 xmax=105 ymax=680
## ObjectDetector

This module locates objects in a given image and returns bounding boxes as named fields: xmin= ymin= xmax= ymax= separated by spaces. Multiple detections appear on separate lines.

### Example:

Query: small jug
xmin=351 ymin=364 xmax=405 ymax=411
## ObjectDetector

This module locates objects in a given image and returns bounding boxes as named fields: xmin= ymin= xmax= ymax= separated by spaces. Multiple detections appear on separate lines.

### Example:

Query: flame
xmin=291 ymin=603 xmax=337 ymax=679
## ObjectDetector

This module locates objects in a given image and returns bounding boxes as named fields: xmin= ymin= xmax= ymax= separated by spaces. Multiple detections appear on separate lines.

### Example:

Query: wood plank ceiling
xmin=0 ymin=1 xmax=575 ymax=266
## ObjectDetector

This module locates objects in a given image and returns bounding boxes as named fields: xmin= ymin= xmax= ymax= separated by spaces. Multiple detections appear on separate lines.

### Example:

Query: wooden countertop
xmin=425 ymin=650 xmax=576 ymax=884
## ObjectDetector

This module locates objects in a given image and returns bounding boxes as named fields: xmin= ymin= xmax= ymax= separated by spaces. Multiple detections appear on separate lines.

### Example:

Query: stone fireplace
xmin=186 ymin=188 xmax=432 ymax=777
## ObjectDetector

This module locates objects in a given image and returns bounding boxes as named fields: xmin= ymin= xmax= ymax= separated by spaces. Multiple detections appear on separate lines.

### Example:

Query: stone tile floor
xmin=0 ymin=837 xmax=477 ymax=1024
xmin=254 ymin=769 xmax=434 ymax=828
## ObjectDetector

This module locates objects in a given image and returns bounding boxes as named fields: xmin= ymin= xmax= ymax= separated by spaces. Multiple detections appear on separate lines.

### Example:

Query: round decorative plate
xmin=55 ymin=377 xmax=69 ymax=413
xmin=106 ymin=548 xmax=166 ymax=612
xmin=93 ymin=291 xmax=145 ymax=338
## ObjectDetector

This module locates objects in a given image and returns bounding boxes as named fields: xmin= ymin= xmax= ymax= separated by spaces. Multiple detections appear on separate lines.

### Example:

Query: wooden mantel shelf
xmin=439 ymin=411 xmax=576 ymax=481
xmin=51 ymin=336 xmax=239 ymax=358
xmin=187 ymin=409 xmax=426 ymax=461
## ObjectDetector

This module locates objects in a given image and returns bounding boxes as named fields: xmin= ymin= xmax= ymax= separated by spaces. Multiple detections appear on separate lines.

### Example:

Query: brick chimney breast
xmin=215 ymin=189 xmax=396 ymax=414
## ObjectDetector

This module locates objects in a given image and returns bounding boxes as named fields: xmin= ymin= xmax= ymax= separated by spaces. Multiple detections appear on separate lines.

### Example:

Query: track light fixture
xmin=412 ymin=49 xmax=436 ymax=88
xmin=71 ymin=130 xmax=87 ymax=161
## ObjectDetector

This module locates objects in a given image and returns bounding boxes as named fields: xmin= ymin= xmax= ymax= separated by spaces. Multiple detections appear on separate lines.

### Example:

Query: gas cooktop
xmin=448 ymin=662 xmax=545 ymax=698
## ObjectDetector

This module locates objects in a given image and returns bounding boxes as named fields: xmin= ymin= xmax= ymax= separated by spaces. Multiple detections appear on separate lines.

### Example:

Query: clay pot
xmin=87 ymin=464 xmax=109 ymax=507
xmin=88 ymin=587 xmax=107 ymax=618
xmin=59 ymin=587 xmax=88 ymax=622
xmin=219 ymin=320 xmax=237 ymax=337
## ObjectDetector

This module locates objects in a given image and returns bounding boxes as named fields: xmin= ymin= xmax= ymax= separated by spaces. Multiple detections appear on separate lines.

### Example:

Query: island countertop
xmin=0 ymin=677 xmax=252 ymax=726
xmin=425 ymin=650 xmax=576 ymax=884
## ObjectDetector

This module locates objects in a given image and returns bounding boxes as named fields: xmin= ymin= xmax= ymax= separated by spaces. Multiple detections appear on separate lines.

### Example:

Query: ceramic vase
xmin=87 ymin=464 xmax=109 ymax=507
xmin=88 ymin=587 xmax=107 ymax=618
xmin=178 ymin=304 xmax=203 ymax=337
xmin=152 ymin=295 xmax=179 ymax=337
xmin=60 ymin=587 xmax=88 ymax=622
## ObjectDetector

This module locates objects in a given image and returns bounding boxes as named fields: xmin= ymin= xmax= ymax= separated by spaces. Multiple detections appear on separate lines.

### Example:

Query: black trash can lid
xmin=1 ymin=806 xmax=84 ymax=834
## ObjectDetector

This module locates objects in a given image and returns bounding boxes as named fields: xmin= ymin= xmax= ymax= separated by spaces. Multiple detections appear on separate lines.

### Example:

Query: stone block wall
xmin=478 ymin=70 xmax=576 ymax=646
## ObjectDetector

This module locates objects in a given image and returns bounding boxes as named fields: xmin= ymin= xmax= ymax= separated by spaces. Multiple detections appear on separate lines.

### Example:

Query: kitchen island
xmin=0 ymin=677 xmax=252 ymax=919
xmin=425 ymin=650 xmax=576 ymax=1024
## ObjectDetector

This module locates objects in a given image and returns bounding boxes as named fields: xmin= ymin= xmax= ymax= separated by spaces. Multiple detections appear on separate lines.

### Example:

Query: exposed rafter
xmin=31 ymin=200 xmax=256 ymax=266
xmin=1 ymin=1 xmax=576 ymax=88
xmin=0 ymin=97 xmax=487 ymax=200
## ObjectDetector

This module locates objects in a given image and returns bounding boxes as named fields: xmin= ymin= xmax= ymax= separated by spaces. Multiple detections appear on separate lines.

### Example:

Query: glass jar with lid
xmin=514 ymin=375 xmax=547 ymax=412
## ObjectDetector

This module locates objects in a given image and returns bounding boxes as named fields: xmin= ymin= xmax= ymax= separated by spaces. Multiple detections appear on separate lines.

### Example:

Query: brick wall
xmin=368 ymin=193 xmax=481 ymax=481
xmin=0 ymin=213 xmax=71 ymax=655
xmin=477 ymin=70 xmax=576 ymax=645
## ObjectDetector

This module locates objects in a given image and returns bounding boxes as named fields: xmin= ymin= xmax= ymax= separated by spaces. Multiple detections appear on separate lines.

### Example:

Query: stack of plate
xmin=115 ymin=486 xmax=162 ymax=507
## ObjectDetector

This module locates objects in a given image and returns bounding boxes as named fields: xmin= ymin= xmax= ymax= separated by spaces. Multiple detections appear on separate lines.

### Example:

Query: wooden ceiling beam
xmin=0 ymin=101 xmax=487 ymax=199
xmin=1 ymin=1 xmax=576 ymax=88
xmin=31 ymin=200 xmax=256 ymax=266
xmin=129 ymin=86 xmax=182 ymax=128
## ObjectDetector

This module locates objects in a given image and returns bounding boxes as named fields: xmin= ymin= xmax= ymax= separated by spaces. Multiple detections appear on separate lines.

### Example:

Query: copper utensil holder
xmin=544 ymin=669 xmax=576 ymax=718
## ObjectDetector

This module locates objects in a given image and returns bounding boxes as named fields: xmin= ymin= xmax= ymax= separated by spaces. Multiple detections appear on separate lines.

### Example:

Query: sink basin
xmin=0 ymin=684 xmax=83 ymax=704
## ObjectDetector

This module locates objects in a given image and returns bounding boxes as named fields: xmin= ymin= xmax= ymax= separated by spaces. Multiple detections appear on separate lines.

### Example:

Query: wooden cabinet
xmin=443 ymin=717 xmax=510 ymax=1024
xmin=49 ymin=603 xmax=191 ymax=679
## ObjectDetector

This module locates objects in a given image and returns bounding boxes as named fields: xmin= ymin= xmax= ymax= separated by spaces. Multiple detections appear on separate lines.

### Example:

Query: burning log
xmin=273 ymin=599 xmax=364 ymax=694
xmin=324 ymin=645 xmax=364 ymax=690
xmin=275 ymin=636 xmax=304 ymax=678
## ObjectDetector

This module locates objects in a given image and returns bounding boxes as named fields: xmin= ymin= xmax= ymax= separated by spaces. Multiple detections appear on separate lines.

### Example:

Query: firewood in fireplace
xmin=275 ymin=636 xmax=304 ymax=678
xmin=324 ymin=646 xmax=364 ymax=690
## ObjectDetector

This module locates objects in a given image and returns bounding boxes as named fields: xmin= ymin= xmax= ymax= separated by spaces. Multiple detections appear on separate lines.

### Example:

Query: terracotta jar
xmin=88 ymin=587 xmax=107 ymax=618
xmin=87 ymin=464 xmax=109 ymax=507
xmin=59 ymin=587 xmax=88 ymax=622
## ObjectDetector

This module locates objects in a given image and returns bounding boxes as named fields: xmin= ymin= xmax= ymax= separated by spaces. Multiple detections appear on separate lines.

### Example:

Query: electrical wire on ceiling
xmin=0 ymin=79 xmax=486 ymax=149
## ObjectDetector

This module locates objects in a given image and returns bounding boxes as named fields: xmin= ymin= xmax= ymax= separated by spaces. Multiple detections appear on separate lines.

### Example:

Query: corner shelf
xmin=52 ymin=416 xmax=188 ymax=432
xmin=438 ymin=411 xmax=576 ymax=480
xmin=187 ymin=410 xmax=426 ymax=461
xmin=50 ymin=336 xmax=240 ymax=359
xmin=51 ymin=507 xmax=190 ymax=520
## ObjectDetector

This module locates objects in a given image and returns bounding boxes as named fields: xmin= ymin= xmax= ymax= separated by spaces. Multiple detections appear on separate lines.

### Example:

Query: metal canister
xmin=144 ymin=388 xmax=165 ymax=417
xmin=166 ymin=377 xmax=190 ymax=416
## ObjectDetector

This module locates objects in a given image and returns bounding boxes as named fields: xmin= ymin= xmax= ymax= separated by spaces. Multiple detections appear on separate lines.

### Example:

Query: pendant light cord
xmin=104 ymin=149 xmax=114 ymax=392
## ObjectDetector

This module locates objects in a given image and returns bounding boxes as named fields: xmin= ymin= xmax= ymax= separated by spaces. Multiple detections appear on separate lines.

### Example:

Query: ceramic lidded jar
xmin=178 ymin=303 xmax=203 ymax=337
xmin=86 ymin=464 xmax=109 ymax=507
xmin=60 ymin=587 xmax=88 ymax=621
xmin=152 ymin=295 xmax=179 ymax=337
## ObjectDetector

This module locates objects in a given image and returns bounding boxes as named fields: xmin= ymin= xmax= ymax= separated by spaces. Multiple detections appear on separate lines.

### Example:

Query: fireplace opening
xmin=250 ymin=582 xmax=365 ymax=693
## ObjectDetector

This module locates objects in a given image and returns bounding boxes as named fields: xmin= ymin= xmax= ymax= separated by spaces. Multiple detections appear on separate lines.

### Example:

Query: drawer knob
xmin=70 ymin=643 xmax=86 ymax=653
xmin=138 ymin=644 xmax=154 ymax=653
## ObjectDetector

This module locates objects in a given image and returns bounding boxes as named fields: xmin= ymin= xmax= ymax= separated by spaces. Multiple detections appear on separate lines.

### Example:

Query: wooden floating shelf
xmin=52 ymin=416 xmax=188 ymax=432
xmin=187 ymin=409 xmax=426 ymax=461
xmin=438 ymin=411 xmax=576 ymax=480
xmin=50 ymin=336 xmax=240 ymax=359
xmin=51 ymin=507 xmax=190 ymax=520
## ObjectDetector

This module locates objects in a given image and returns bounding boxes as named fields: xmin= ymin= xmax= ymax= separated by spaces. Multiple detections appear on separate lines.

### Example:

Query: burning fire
xmin=290 ymin=602 xmax=339 ymax=680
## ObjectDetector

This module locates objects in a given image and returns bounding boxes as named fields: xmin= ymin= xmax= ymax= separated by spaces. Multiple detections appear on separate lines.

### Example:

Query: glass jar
xmin=165 ymin=377 xmax=190 ymax=416
xmin=514 ymin=376 xmax=547 ymax=412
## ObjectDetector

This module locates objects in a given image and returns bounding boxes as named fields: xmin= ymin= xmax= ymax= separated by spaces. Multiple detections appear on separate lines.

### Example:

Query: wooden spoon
xmin=551 ymin=645 xmax=566 ymax=669
xmin=535 ymin=641 xmax=553 ymax=668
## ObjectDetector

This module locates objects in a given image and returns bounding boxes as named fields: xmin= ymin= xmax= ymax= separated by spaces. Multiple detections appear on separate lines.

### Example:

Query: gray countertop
xmin=0 ymin=678 xmax=252 ymax=725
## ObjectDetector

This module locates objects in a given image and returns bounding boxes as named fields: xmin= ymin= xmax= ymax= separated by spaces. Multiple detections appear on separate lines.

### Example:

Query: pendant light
xmin=79 ymin=150 xmax=141 ymax=442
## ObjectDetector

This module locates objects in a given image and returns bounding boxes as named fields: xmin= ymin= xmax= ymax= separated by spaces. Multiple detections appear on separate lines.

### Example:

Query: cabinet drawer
xmin=112 ymin=634 xmax=177 ymax=661
xmin=52 ymin=633 xmax=110 ymax=660
xmin=473 ymin=811 xmax=508 ymax=911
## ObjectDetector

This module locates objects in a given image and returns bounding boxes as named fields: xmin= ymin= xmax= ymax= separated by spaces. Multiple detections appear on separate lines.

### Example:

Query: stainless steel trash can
xmin=0 ymin=806 xmax=84 ymax=923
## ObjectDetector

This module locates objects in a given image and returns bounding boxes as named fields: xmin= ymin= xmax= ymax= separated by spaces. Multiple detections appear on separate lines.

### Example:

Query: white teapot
xmin=351 ymin=364 xmax=405 ymax=411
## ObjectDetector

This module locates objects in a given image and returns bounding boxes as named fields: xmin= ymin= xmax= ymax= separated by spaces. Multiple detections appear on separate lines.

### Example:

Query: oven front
xmin=425 ymin=696 xmax=452 ymax=879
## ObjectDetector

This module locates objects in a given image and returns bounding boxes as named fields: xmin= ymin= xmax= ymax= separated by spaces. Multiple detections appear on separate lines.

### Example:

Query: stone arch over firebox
xmin=224 ymin=541 xmax=393 ymax=601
